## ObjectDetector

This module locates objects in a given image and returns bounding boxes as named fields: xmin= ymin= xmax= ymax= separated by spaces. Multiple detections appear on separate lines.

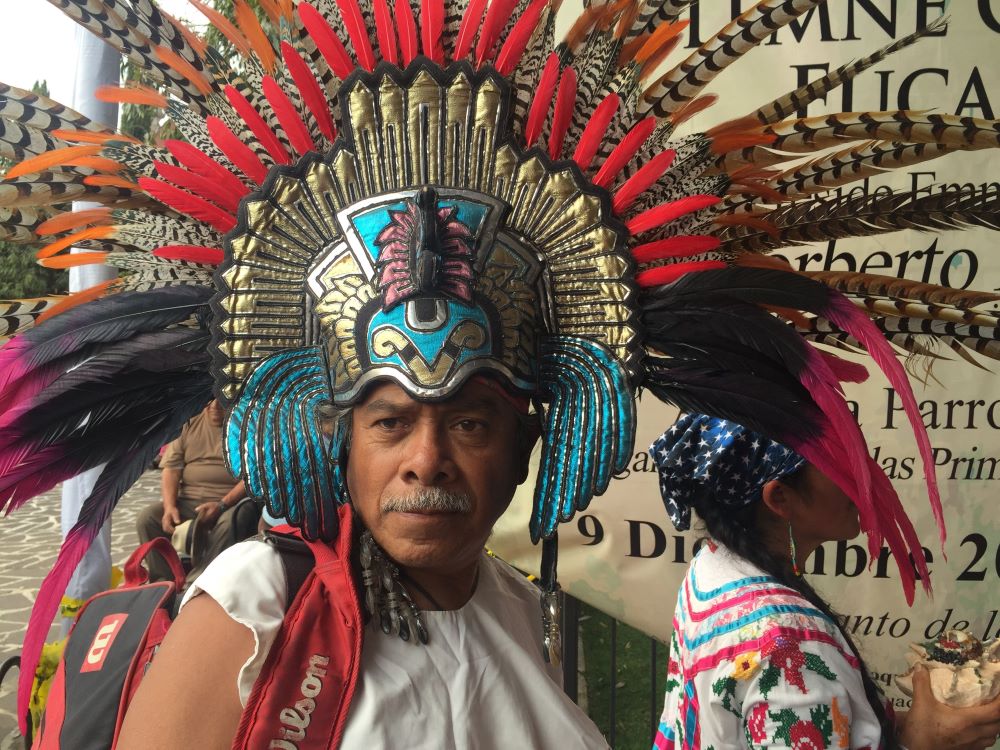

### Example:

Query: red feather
xmin=139 ymin=177 xmax=237 ymax=233
xmin=163 ymin=140 xmax=249 ymax=205
xmin=611 ymin=149 xmax=676 ymax=213
xmin=572 ymin=93 xmax=620 ymax=171
xmin=634 ymin=260 xmax=725 ymax=287
xmin=548 ymin=66 xmax=577 ymax=160
xmin=421 ymin=0 xmax=444 ymax=64
xmin=396 ymin=0 xmax=419 ymax=65
xmin=334 ymin=0 xmax=376 ymax=70
xmin=630 ymin=234 xmax=719 ymax=263
xmin=373 ymin=0 xmax=399 ymax=65
xmin=475 ymin=0 xmax=518 ymax=67
xmin=297 ymin=2 xmax=354 ymax=79
xmin=153 ymin=245 xmax=225 ymax=264
xmin=454 ymin=0 xmax=488 ymax=60
xmin=495 ymin=0 xmax=548 ymax=75
xmin=281 ymin=42 xmax=336 ymax=141
xmin=626 ymin=194 xmax=720 ymax=235
xmin=525 ymin=53 xmax=559 ymax=147
xmin=206 ymin=115 xmax=268 ymax=184
xmin=594 ymin=116 xmax=656 ymax=188
xmin=153 ymin=161 xmax=239 ymax=213
xmin=263 ymin=75 xmax=316 ymax=157
xmin=224 ymin=85 xmax=291 ymax=165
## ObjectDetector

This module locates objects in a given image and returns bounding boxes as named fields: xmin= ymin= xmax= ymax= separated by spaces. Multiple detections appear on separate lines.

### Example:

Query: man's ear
xmin=761 ymin=479 xmax=794 ymax=521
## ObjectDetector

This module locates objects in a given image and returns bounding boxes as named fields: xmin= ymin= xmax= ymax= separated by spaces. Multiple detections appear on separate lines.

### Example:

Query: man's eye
xmin=375 ymin=417 xmax=402 ymax=430
xmin=455 ymin=419 xmax=484 ymax=432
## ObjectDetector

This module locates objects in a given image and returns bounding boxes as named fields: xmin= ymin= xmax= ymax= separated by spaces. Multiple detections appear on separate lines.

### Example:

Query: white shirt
xmin=183 ymin=541 xmax=610 ymax=749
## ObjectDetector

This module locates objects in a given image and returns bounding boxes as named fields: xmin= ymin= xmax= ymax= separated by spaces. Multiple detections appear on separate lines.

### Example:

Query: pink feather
xmin=280 ymin=42 xmax=337 ymax=141
xmin=163 ymin=139 xmax=250 ymax=201
xmin=524 ymin=53 xmax=559 ymax=147
xmin=823 ymin=293 xmax=945 ymax=547
xmin=819 ymin=352 xmax=869 ymax=384
xmin=494 ymin=0 xmax=549 ymax=75
xmin=421 ymin=0 xmax=444 ymax=63
xmin=475 ymin=0 xmax=518 ymax=67
xmin=334 ymin=0 xmax=376 ymax=70
xmin=594 ymin=117 xmax=656 ymax=188
xmin=224 ymin=85 xmax=291 ymax=165
xmin=626 ymin=194 xmax=720 ymax=235
xmin=206 ymin=115 xmax=268 ymax=184
xmin=634 ymin=260 xmax=725 ymax=287
xmin=297 ymin=2 xmax=355 ymax=79
xmin=395 ymin=0 xmax=419 ymax=65
xmin=454 ymin=0 xmax=488 ymax=61
xmin=372 ymin=0 xmax=399 ymax=65
xmin=153 ymin=161 xmax=240 ymax=213
xmin=139 ymin=177 xmax=237 ymax=233
xmin=572 ymin=94 xmax=620 ymax=171
xmin=153 ymin=245 xmax=225 ymax=264
xmin=630 ymin=234 xmax=718 ymax=263
xmin=18 ymin=526 xmax=103 ymax=731
xmin=548 ymin=66 xmax=576 ymax=160
xmin=612 ymin=149 xmax=676 ymax=214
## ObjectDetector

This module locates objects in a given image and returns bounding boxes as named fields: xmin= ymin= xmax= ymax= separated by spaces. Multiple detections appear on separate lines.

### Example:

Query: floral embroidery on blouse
xmin=651 ymin=545 xmax=888 ymax=750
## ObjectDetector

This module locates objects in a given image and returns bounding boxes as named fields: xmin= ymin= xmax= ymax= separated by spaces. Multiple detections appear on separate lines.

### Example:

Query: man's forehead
xmin=358 ymin=379 xmax=504 ymax=412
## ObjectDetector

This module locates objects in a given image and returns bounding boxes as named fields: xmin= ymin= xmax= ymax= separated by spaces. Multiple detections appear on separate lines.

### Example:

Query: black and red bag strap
xmin=122 ymin=537 xmax=185 ymax=590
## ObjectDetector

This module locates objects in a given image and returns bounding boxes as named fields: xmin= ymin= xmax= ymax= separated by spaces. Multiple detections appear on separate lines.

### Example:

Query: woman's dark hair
xmin=691 ymin=471 xmax=898 ymax=749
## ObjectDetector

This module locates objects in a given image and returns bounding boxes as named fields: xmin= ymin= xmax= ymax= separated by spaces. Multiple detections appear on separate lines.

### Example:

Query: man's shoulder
xmin=484 ymin=553 xmax=541 ymax=600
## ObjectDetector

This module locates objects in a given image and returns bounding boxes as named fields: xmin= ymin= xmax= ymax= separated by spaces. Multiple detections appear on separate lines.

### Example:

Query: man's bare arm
xmin=117 ymin=594 xmax=252 ymax=749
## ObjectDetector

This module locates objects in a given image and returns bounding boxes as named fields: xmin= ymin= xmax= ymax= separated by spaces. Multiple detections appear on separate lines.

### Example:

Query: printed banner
xmin=492 ymin=0 xmax=1000 ymax=718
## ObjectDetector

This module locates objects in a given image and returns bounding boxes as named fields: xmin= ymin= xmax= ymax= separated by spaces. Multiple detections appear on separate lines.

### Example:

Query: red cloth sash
xmin=233 ymin=506 xmax=363 ymax=750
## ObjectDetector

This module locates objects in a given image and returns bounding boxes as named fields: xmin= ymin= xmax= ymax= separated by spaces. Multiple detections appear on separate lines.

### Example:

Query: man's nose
xmin=401 ymin=422 xmax=455 ymax=485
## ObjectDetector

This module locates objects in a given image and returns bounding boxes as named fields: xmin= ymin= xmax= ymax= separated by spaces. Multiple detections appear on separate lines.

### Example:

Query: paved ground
xmin=0 ymin=471 xmax=156 ymax=748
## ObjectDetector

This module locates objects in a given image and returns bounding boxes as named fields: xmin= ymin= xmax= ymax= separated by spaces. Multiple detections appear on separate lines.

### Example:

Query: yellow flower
xmin=732 ymin=651 xmax=760 ymax=680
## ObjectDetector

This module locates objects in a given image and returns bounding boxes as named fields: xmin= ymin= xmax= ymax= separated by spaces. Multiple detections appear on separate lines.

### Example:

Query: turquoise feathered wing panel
xmin=226 ymin=347 xmax=345 ymax=540
xmin=531 ymin=336 xmax=635 ymax=542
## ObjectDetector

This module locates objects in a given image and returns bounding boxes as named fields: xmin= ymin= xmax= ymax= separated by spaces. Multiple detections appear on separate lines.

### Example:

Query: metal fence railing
xmin=562 ymin=594 xmax=663 ymax=749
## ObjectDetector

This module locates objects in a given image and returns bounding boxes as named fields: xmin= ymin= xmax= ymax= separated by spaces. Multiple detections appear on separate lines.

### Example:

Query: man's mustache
xmin=381 ymin=488 xmax=473 ymax=514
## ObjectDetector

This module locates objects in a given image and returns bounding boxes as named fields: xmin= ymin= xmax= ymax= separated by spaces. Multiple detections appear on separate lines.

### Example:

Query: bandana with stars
xmin=649 ymin=414 xmax=806 ymax=531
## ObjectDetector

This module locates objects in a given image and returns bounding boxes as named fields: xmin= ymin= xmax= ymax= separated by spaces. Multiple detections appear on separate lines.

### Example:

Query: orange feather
xmin=83 ymin=175 xmax=140 ymax=190
xmin=235 ymin=0 xmax=277 ymax=72
xmin=634 ymin=20 xmax=688 ymax=65
xmin=669 ymin=94 xmax=717 ymax=127
xmin=34 ymin=279 xmax=117 ymax=325
xmin=154 ymin=45 xmax=214 ymax=97
xmin=64 ymin=157 xmax=123 ymax=173
xmin=4 ymin=145 xmax=103 ymax=180
xmin=51 ymin=129 xmax=138 ymax=145
xmin=188 ymin=0 xmax=253 ymax=59
xmin=36 ymin=208 xmax=112 ymax=236
xmin=36 ymin=226 xmax=115 ymax=259
xmin=95 ymin=84 xmax=168 ymax=108
xmin=709 ymin=131 xmax=776 ymax=155
xmin=38 ymin=252 xmax=109 ymax=269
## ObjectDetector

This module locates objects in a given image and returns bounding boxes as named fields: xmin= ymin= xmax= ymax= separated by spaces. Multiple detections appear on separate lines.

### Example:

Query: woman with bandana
xmin=649 ymin=414 xmax=1000 ymax=750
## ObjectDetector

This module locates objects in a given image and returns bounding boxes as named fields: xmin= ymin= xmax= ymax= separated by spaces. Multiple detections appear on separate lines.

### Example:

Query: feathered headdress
xmin=2 ymin=0 xmax=1000 ymax=726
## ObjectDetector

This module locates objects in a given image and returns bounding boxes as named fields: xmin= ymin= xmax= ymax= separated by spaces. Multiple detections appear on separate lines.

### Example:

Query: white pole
xmin=59 ymin=25 xmax=120 ymax=633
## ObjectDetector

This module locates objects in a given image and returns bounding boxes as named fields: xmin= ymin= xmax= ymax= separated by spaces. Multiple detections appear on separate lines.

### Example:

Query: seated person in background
xmin=136 ymin=399 xmax=245 ymax=581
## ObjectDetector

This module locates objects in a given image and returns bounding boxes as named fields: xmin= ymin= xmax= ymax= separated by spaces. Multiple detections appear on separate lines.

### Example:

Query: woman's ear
xmin=761 ymin=478 xmax=796 ymax=521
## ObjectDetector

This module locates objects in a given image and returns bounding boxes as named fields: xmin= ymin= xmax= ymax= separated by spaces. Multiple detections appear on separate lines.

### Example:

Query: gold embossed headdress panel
xmin=213 ymin=60 xmax=641 ymax=547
